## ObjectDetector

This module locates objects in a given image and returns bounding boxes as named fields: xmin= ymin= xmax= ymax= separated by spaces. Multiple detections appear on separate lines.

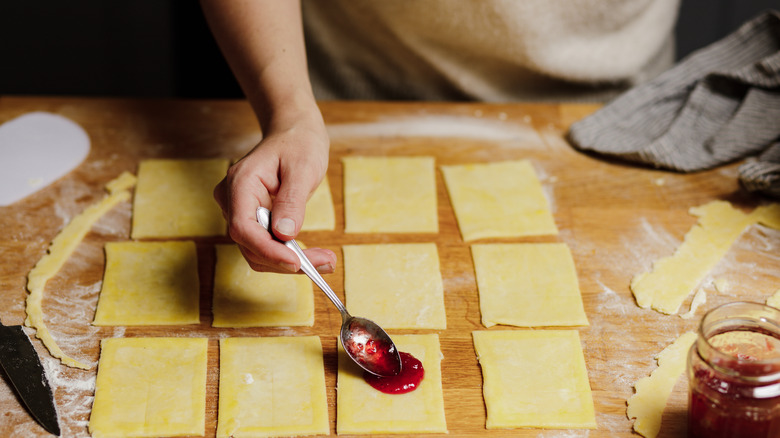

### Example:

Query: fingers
xmin=237 ymin=242 xmax=298 ymax=273
xmin=215 ymin=159 xmax=300 ymax=272
xmin=240 ymin=246 xmax=338 ymax=274
xmin=303 ymin=247 xmax=338 ymax=274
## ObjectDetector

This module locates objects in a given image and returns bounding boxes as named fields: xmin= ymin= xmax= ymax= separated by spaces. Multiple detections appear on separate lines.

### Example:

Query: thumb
xmin=271 ymin=176 xmax=315 ymax=241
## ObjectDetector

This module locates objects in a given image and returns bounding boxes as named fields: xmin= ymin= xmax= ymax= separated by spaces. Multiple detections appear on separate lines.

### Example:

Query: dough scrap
xmin=679 ymin=288 xmax=707 ymax=320
xmin=712 ymin=278 xmax=730 ymax=293
xmin=342 ymin=156 xmax=438 ymax=233
xmin=441 ymin=160 xmax=558 ymax=241
xmin=631 ymin=201 xmax=780 ymax=314
xmin=767 ymin=288 xmax=780 ymax=309
xmin=301 ymin=178 xmax=336 ymax=231
xmin=217 ymin=336 xmax=329 ymax=438
xmin=89 ymin=337 xmax=208 ymax=438
xmin=93 ymin=241 xmax=200 ymax=326
xmin=343 ymin=243 xmax=446 ymax=329
xmin=25 ymin=172 xmax=136 ymax=370
xmin=472 ymin=330 xmax=596 ymax=429
xmin=212 ymin=244 xmax=314 ymax=327
xmin=472 ymin=243 xmax=588 ymax=327
xmin=626 ymin=331 xmax=697 ymax=438
xmin=131 ymin=158 xmax=228 ymax=238
xmin=337 ymin=333 xmax=447 ymax=434
xmin=105 ymin=171 xmax=137 ymax=194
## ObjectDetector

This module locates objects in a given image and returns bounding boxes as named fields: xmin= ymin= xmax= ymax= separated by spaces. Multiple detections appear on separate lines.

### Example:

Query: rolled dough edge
xmin=25 ymin=172 xmax=136 ymax=370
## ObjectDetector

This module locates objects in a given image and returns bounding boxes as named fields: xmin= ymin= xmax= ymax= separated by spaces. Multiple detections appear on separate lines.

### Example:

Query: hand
xmin=214 ymin=119 xmax=337 ymax=274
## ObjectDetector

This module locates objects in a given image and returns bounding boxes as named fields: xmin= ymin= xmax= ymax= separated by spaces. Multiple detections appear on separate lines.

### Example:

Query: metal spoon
xmin=256 ymin=206 xmax=402 ymax=377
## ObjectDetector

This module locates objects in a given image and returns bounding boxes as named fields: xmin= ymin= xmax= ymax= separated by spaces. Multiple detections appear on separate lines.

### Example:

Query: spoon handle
xmin=284 ymin=239 xmax=349 ymax=316
xmin=256 ymin=207 xmax=349 ymax=317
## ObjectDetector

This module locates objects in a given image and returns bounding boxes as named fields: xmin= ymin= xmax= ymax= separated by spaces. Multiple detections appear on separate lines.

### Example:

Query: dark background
xmin=0 ymin=1 xmax=776 ymax=99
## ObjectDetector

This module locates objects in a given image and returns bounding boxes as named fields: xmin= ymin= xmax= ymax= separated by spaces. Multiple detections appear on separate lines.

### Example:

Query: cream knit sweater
xmin=302 ymin=0 xmax=680 ymax=101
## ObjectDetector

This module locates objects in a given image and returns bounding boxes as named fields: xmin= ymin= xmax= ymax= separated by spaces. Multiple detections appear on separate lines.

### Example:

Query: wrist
xmin=252 ymin=88 xmax=324 ymax=136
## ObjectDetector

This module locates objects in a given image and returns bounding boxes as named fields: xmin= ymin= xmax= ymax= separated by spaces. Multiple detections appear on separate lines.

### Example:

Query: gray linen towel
xmin=568 ymin=10 xmax=780 ymax=198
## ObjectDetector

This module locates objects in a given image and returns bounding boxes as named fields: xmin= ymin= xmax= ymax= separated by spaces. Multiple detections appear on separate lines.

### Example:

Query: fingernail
xmin=281 ymin=262 xmax=298 ymax=272
xmin=275 ymin=218 xmax=296 ymax=236
xmin=316 ymin=263 xmax=335 ymax=274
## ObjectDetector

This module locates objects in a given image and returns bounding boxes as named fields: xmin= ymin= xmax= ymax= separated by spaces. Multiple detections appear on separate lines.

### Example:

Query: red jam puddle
xmin=363 ymin=352 xmax=425 ymax=394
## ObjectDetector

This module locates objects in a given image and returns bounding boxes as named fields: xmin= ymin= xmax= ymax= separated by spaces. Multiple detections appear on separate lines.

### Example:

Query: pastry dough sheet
xmin=212 ymin=244 xmax=314 ymax=327
xmin=472 ymin=330 xmax=596 ymax=429
xmin=337 ymin=333 xmax=447 ymax=434
xmin=342 ymin=156 xmax=438 ymax=233
xmin=217 ymin=336 xmax=329 ymax=438
xmin=631 ymin=201 xmax=780 ymax=314
xmin=441 ymin=160 xmax=558 ymax=241
xmin=89 ymin=337 xmax=208 ymax=438
xmin=472 ymin=243 xmax=588 ymax=327
xmin=131 ymin=158 xmax=228 ymax=238
xmin=343 ymin=243 xmax=446 ymax=329
xmin=301 ymin=177 xmax=336 ymax=231
xmin=93 ymin=241 xmax=200 ymax=326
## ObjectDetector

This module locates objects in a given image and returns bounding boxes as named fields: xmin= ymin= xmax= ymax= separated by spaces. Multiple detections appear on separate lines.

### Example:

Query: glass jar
xmin=687 ymin=302 xmax=780 ymax=438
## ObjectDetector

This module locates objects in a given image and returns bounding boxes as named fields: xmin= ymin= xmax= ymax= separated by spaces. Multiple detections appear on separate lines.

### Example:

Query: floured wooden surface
xmin=1 ymin=97 xmax=779 ymax=437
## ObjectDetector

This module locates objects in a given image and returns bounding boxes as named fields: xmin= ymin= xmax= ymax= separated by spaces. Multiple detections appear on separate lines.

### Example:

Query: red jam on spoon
xmin=343 ymin=321 xmax=402 ymax=377
xmin=362 ymin=352 xmax=425 ymax=394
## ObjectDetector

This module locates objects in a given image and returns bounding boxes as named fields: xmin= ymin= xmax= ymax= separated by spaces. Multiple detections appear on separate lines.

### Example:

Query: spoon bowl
xmin=256 ymin=206 xmax=402 ymax=376
xmin=341 ymin=316 xmax=401 ymax=377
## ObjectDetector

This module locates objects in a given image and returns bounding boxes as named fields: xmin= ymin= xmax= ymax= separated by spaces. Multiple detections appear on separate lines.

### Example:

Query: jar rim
xmin=698 ymin=301 xmax=780 ymax=380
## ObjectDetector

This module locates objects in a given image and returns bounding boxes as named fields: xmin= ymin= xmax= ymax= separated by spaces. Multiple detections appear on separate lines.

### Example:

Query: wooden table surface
xmin=1 ymin=96 xmax=778 ymax=438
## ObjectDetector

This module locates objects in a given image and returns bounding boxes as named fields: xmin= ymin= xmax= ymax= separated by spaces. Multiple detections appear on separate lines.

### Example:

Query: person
xmin=201 ymin=0 xmax=681 ymax=273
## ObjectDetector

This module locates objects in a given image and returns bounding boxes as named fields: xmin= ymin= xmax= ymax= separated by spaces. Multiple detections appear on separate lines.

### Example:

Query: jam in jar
xmin=687 ymin=302 xmax=780 ymax=438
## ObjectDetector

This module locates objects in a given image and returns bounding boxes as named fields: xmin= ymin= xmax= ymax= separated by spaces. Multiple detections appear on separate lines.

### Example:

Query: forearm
xmin=200 ymin=0 xmax=320 ymax=132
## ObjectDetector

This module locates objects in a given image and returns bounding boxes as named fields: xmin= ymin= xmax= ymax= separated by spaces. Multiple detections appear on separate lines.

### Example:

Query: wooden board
xmin=1 ymin=97 xmax=778 ymax=438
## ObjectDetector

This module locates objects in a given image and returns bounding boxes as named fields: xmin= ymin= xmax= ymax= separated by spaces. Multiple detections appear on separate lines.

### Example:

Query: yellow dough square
xmin=212 ymin=244 xmax=314 ymax=327
xmin=441 ymin=160 xmax=558 ymax=241
xmin=93 ymin=241 xmax=200 ymax=326
xmin=217 ymin=336 xmax=329 ymax=438
xmin=132 ymin=158 xmax=228 ymax=238
xmin=343 ymin=243 xmax=446 ymax=329
xmin=337 ymin=334 xmax=447 ymax=434
xmin=342 ymin=156 xmax=438 ymax=233
xmin=89 ymin=337 xmax=208 ymax=438
xmin=301 ymin=178 xmax=336 ymax=231
xmin=472 ymin=330 xmax=596 ymax=429
xmin=472 ymin=243 xmax=588 ymax=327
